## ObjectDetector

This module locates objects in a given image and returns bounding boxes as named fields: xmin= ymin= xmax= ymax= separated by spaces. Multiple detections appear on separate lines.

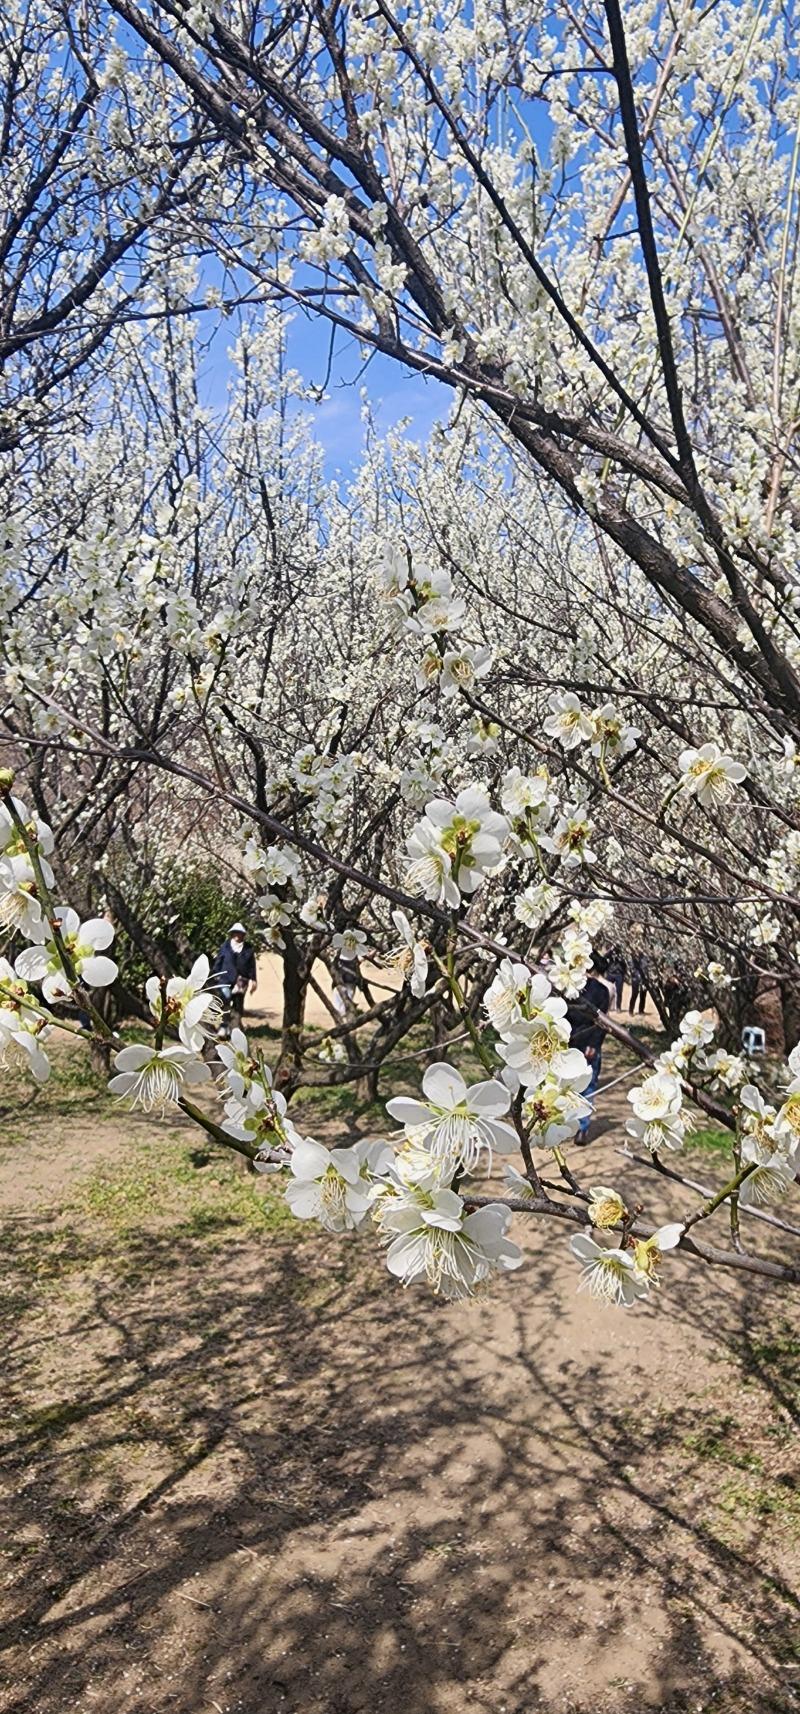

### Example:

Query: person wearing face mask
xmin=210 ymin=922 xmax=258 ymax=1036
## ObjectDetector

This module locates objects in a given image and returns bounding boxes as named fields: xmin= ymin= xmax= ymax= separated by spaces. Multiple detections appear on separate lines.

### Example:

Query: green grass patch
xmin=69 ymin=1136 xmax=297 ymax=1244
xmin=688 ymin=1123 xmax=736 ymax=1156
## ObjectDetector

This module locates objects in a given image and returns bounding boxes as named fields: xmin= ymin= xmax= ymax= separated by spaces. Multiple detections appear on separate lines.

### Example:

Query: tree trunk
xmin=274 ymin=934 xmax=308 ymax=1097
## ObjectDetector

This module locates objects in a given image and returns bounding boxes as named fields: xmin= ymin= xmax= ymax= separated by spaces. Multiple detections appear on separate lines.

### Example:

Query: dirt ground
xmin=2 ymin=1023 xmax=800 ymax=1714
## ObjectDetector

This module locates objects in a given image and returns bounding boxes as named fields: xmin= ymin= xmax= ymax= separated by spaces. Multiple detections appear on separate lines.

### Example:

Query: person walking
xmin=210 ymin=922 xmax=257 ymax=1036
xmin=605 ymin=946 xmax=626 ymax=1010
xmin=628 ymin=950 xmax=649 ymax=1016
xmin=567 ymin=954 xmax=612 ymax=1142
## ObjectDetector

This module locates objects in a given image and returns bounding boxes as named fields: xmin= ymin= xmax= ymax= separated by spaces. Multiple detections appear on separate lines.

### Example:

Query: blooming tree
xmin=3 ymin=0 xmax=800 ymax=1308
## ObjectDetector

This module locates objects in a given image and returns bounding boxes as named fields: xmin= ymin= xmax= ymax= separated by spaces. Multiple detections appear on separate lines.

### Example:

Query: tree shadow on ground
xmin=2 ymin=1190 xmax=800 ymax=1714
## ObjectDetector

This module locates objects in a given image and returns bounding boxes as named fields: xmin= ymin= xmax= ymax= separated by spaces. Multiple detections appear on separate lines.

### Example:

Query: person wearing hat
xmin=210 ymin=923 xmax=257 ymax=1035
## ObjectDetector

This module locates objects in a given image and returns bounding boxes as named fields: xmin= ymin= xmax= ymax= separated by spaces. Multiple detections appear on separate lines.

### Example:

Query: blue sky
xmin=284 ymin=310 xmax=451 ymax=480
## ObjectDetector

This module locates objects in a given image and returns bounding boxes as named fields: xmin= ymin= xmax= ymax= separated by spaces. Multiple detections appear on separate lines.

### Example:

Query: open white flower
xmin=224 ymin=1077 xmax=301 ymax=1154
xmin=496 ymin=980 xmax=585 ymax=1087
xmin=0 ymin=958 xmax=51 ymax=1080
xmin=630 ymin=1223 xmax=685 ymax=1284
xmin=678 ymin=743 xmax=747 ymax=808
xmin=108 ymin=1043 xmax=211 ymax=1112
xmin=467 ymin=717 xmax=500 ymax=755
xmin=628 ymin=1072 xmax=683 ymax=1123
xmin=332 ymin=926 xmax=367 ymax=962
xmin=514 ymin=881 xmax=559 ymax=931
xmin=379 ymin=1185 xmax=522 ymax=1299
xmin=678 ymin=1009 xmax=716 ymax=1049
xmin=299 ymin=894 xmax=327 ymax=928
xmin=404 ymin=820 xmax=460 ymax=909
xmin=422 ymin=787 xmax=508 ymax=894
xmin=521 ymin=1075 xmax=592 ymax=1146
xmin=501 ymin=768 xmax=553 ymax=849
xmin=0 ymin=855 xmax=47 ymax=942
xmin=440 ymin=644 xmax=492 ymax=698
xmin=739 ymin=1140 xmax=797 ymax=1207
xmin=390 ymin=910 xmax=428 ymax=998
xmin=750 ymin=914 xmax=781 ymax=948
xmin=739 ymin=1084 xmax=778 ymax=1159
xmin=284 ymin=1137 xmax=386 ymax=1232
xmin=145 ymin=954 xmax=219 ymax=1050
xmin=548 ymin=925 xmax=593 ymax=997
xmin=386 ymin=1062 xmax=517 ymax=1173
xmin=484 ymin=959 xmax=538 ymax=1034
xmin=626 ymin=1073 xmax=686 ymax=1152
xmin=543 ymin=691 xmax=593 ymax=751
xmin=587 ymin=1186 xmax=627 ymax=1230
xmin=705 ymin=1048 xmax=747 ymax=1090
xmin=0 ymin=797 xmax=55 ymax=880
xmin=216 ymin=1026 xmax=257 ymax=1100
xmin=590 ymin=703 xmax=639 ymax=760
xmin=16 ymin=908 xmax=117 ymax=1002
xmin=570 ymin=1232 xmax=648 ymax=1307
xmin=541 ymin=801 xmax=596 ymax=869
xmin=0 ymin=1012 xmax=51 ymax=1081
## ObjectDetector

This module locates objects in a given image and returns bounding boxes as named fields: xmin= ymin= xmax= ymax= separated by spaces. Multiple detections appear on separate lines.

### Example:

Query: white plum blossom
xmin=144 ymin=954 xmax=219 ymax=1051
xmin=377 ymin=1184 xmax=522 ymax=1299
xmin=0 ymin=958 xmax=51 ymax=1081
xmin=570 ymin=1232 xmax=648 ymax=1307
xmin=467 ymin=717 xmax=500 ymax=755
xmin=590 ymin=703 xmax=639 ymax=760
xmin=630 ymin=1224 xmax=685 ymax=1285
xmin=521 ymin=1075 xmax=592 ymax=1147
xmin=704 ymin=961 xmax=732 ymax=989
xmin=679 ymin=1010 xmax=716 ymax=1050
xmin=0 ymin=856 xmax=47 ymax=942
xmin=16 ymin=909 xmax=117 ymax=1002
xmin=499 ymin=1019 xmax=589 ymax=1090
xmin=739 ymin=1084 xmax=778 ymax=1159
xmin=422 ymin=788 xmax=508 ymax=893
xmin=484 ymin=959 xmax=538 ymax=1034
xmin=299 ymin=894 xmax=327 ymax=928
xmin=224 ymin=1077 xmax=302 ymax=1155
xmin=547 ymin=925 xmax=593 ymax=998
xmin=108 ymin=1043 xmax=211 ymax=1113
xmin=750 ymin=914 xmax=781 ymax=948
xmin=626 ymin=1073 xmax=687 ymax=1152
xmin=514 ymin=881 xmax=559 ymax=931
xmin=332 ymin=926 xmax=368 ymax=962
xmin=705 ymin=1048 xmax=748 ymax=1090
xmin=386 ymin=1062 xmax=517 ymax=1173
xmin=501 ymin=768 xmax=553 ymax=845
xmin=587 ymin=1186 xmax=627 ymax=1230
xmin=678 ymin=743 xmax=747 ymax=808
xmin=739 ymin=1140 xmax=797 ymax=1208
xmin=404 ymin=819 xmax=460 ymax=909
xmin=568 ymin=898 xmax=615 ymax=939
xmin=441 ymin=644 xmax=492 ymax=697
xmin=285 ymin=1137 xmax=390 ymax=1232
xmin=543 ymin=691 xmax=593 ymax=751
xmin=541 ymin=801 xmax=596 ymax=870
xmin=389 ymin=910 xmax=428 ymax=998
xmin=215 ymin=1026 xmax=257 ymax=1100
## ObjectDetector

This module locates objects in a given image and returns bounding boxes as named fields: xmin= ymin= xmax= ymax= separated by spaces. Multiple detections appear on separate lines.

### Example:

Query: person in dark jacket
xmin=210 ymin=922 xmax=257 ymax=1035
xmin=629 ymin=950 xmax=649 ymax=1015
xmin=605 ymin=946 xmax=627 ymax=1009
xmin=567 ymin=954 xmax=612 ymax=1142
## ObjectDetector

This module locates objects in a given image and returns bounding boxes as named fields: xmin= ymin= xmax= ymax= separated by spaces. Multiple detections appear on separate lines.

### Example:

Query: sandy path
xmin=250 ymin=953 xmax=401 ymax=1030
xmin=1 ymin=1064 xmax=798 ymax=1714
